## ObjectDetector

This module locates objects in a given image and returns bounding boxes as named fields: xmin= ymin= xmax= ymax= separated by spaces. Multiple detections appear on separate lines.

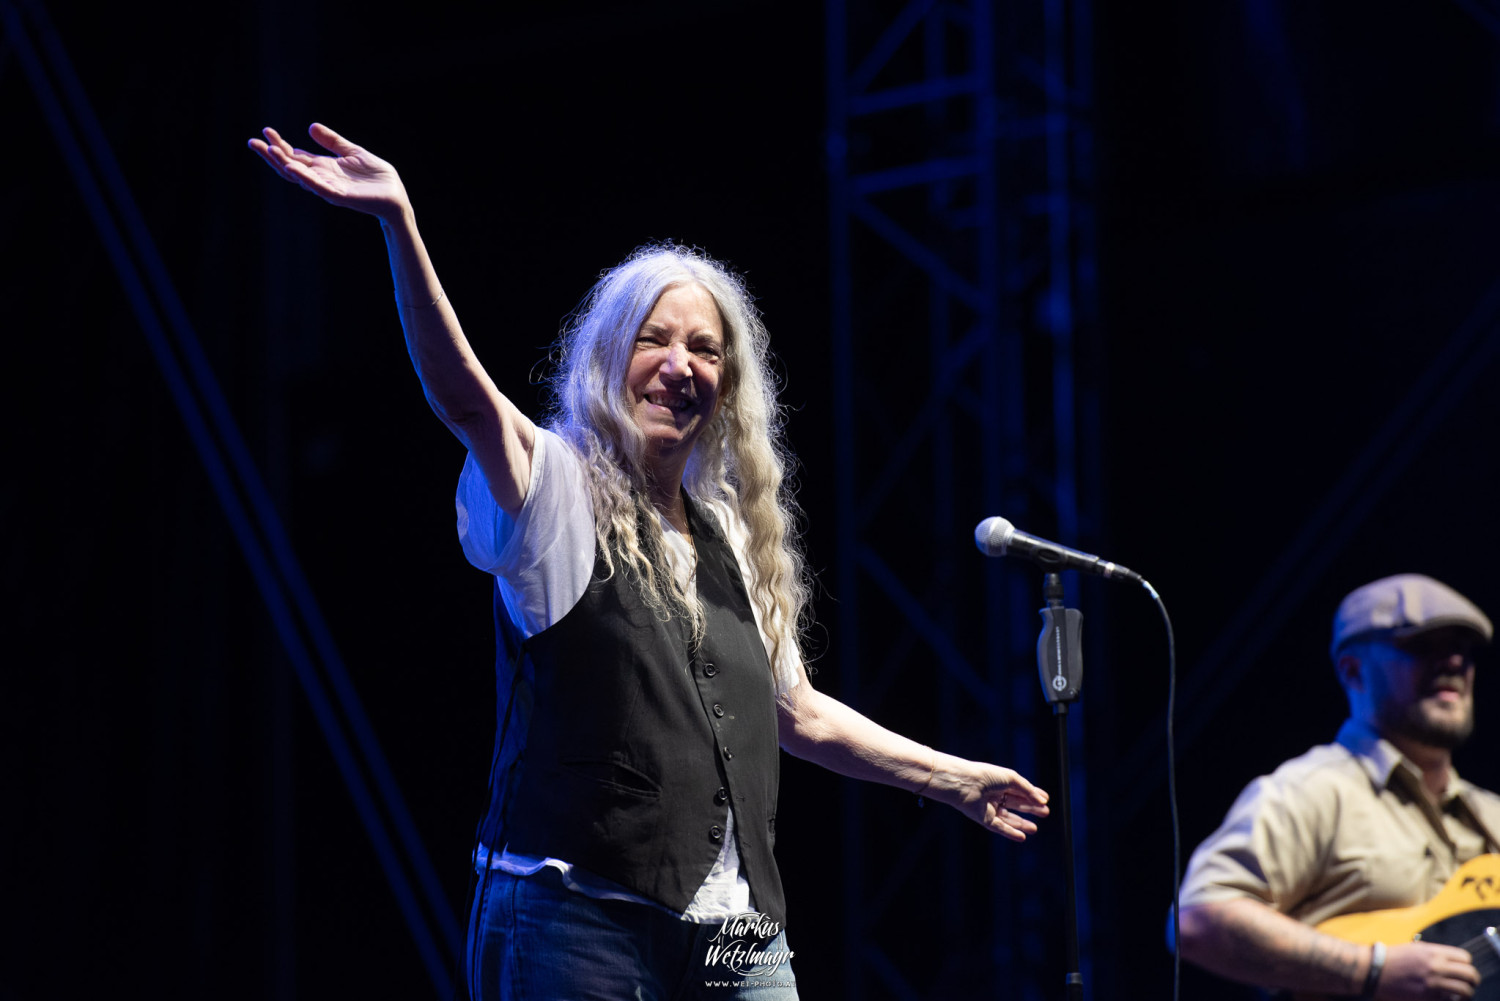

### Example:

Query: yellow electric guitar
xmin=1305 ymin=855 xmax=1500 ymax=1000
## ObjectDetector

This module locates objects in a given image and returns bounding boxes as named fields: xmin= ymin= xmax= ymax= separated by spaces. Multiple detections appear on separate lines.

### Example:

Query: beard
xmin=1384 ymin=698 xmax=1475 ymax=750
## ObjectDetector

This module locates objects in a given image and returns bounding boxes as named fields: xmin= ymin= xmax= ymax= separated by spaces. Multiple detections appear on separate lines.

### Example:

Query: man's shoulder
xmin=1452 ymin=778 xmax=1500 ymax=851
xmin=1461 ymin=777 xmax=1500 ymax=808
xmin=1251 ymin=741 xmax=1368 ymax=799
xmin=1268 ymin=740 xmax=1355 ymax=775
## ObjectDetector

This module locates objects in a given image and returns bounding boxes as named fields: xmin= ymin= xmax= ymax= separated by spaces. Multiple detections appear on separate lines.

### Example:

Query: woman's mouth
xmin=646 ymin=393 xmax=691 ymax=411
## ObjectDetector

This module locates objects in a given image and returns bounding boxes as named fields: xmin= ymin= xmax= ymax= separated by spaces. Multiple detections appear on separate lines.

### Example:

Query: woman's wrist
xmin=915 ymin=746 xmax=937 ymax=799
xmin=377 ymin=199 xmax=416 ymax=230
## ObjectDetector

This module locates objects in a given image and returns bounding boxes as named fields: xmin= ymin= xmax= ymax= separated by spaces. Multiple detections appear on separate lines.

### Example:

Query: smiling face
xmin=626 ymin=282 xmax=726 ymax=473
xmin=1345 ymin=627 xmax=1479 ymax=751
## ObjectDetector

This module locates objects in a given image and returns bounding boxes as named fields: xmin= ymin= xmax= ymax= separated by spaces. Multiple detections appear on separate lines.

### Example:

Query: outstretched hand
xmin=946 ymin=762 xmax=1051 ymax=842
xmin=247 ymin=123 xmax=409 ymax=219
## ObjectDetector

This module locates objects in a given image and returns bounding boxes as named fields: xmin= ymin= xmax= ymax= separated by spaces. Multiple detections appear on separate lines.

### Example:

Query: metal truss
xmin=825 ymin=1 xmax=1099 ymax=997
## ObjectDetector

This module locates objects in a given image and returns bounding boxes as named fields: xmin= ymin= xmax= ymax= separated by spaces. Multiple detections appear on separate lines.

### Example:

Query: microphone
xmin=974 ymin=516 xmax=1142 ymax=583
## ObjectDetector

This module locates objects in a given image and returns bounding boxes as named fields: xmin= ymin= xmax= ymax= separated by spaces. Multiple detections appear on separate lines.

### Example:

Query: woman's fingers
xmin=247 ymin=123 xmax=406 ymax=218
xmin=249 ymin=129 xmax=303 ymax=179
xmin=246 ymin=137 xmax=276 ymax=169
xmin=248 ymin=128 xmax=339 ymax=192
xmin=308 ymin=122 xmax=358 ymax=156
xmin=986 ymin=800 xmax=1039 ymax=842
xmin=1001 ymin=772 xmax=1050 ymax=815
xmin=247 ymin=139 xmax=301 ymax=186
xmin=264 ymin=144 xmax=312 ymax=185
xmin=257 ymin=127 xmax=332 ymax=169
xmin=262 ymin=126 xmax=297 ymax=158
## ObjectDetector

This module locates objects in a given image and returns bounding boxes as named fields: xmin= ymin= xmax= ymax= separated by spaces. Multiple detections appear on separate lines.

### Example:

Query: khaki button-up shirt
xmin=1179 ymin=718 xmax=1500 ymax=928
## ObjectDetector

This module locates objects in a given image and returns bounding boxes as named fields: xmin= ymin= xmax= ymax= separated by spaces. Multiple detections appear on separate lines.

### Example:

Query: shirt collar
xmin=1334 ymin=716 xmax=1469 ymax=804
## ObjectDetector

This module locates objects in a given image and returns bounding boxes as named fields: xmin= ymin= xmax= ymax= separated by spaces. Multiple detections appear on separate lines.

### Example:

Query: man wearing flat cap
xmin=1176 ymin=574 xmax=1500 ymax=1001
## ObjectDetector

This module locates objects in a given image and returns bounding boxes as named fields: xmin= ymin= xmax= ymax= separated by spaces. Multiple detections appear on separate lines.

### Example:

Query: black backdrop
xmin=8 ymin=2 xmax=1500 ymax=999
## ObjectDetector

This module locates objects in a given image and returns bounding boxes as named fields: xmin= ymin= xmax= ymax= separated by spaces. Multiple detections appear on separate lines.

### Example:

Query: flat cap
xmin=1331 ymin=573 xmax=1493 ymax=657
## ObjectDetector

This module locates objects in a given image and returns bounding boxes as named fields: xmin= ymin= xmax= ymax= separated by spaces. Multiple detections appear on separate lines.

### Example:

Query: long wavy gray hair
xmin=546 ymin=244 xmax=809 ymax=669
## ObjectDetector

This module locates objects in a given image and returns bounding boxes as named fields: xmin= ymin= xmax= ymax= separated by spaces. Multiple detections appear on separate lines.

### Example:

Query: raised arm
xmin=776 ymin=670 xmax=1049 ymax=842
xmin=247 ymin=123 xmax=534 ymax=514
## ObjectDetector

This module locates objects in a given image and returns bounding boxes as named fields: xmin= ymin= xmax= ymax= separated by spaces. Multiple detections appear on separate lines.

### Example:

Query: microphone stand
xmin=1036 ymin=572 xmax=1085 ymax=1001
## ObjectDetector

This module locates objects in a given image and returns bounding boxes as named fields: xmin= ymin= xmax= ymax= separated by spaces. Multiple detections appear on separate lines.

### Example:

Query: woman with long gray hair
xmin=250 ymin=123 xmax=1050 ymax=1000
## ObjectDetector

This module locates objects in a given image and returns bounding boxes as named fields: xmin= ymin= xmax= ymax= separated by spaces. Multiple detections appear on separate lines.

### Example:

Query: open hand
xmin=947 ymin=761 xmax=1050 ymax=842
xmin=247 ymin=123 xmax=409 ymax=219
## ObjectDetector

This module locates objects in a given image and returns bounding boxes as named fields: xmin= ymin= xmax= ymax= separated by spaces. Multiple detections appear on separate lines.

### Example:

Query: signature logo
xmin=705 ymin=912 xmax=795 ymax=978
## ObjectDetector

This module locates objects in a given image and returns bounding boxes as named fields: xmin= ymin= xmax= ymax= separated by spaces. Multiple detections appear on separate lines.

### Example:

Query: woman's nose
xmin=660 ymin=342 xmax=692 ymax=376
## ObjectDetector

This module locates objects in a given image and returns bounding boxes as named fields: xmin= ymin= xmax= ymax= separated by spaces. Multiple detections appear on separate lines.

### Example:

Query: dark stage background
xmin=8 ymin=1 xmax=1500 ymax=999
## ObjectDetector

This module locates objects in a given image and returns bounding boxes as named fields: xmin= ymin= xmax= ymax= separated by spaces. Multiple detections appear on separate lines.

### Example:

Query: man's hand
xmin=1376 ymin=941 xmax=1480 ymax=1000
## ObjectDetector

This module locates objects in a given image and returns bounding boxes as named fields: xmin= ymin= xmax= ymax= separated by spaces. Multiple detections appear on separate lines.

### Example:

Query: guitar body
xmin=1298 ymin=855 xmax=1500 ymax=1001
xmin=1317 ymin=855 xmax=1500 ymax=945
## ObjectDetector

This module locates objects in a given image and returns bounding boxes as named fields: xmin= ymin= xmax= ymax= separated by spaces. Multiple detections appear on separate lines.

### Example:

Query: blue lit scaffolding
xmin=825 ymin=1 xmax=1099 ymax=996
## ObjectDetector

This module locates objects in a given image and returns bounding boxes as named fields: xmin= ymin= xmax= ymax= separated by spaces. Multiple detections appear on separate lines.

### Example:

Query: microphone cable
xmin=1139 ymin=578 xmax=1181 ymax=1001
xmin=974 ymin=518 xmax=1178 ymax=996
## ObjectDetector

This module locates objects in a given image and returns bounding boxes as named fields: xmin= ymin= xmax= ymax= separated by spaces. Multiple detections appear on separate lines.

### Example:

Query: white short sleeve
xmin=455 ymin=428 xmax=596 ymax=638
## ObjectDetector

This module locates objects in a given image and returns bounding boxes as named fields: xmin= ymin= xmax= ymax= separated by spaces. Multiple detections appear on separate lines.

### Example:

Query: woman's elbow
xmin=776 ymin=690 xmax=830 ymax=759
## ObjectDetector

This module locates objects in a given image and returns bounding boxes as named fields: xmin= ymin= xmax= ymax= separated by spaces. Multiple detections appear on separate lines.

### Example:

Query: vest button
xmin=722 ymin=746 xmax=733 ymax=760
xmin=703 ymin=662 xmax=719 ymax=677
xmin=709 ymin=824 xmax=723 ymax=841
xmin=713 ymin=703 xmax=725 ymax=718
xmin=715 ymin=787 xmax=728 ymax=805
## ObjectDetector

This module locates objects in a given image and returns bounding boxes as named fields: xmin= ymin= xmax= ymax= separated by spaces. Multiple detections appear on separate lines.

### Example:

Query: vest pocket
xmin=560 ymin=756 xmax=662 ymax=798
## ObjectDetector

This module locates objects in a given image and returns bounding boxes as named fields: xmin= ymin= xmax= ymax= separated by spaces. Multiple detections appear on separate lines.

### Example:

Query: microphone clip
xmin=1037 ymin=573 xmax=1084 ymax=705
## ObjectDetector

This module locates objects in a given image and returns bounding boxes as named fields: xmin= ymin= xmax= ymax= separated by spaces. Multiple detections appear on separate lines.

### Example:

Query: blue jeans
xmin=466 ymin=867 xmax=799 ymax=1000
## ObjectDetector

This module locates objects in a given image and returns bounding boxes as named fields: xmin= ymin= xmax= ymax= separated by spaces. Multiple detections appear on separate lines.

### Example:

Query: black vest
xmin=485 ymin=496 xmax=786 ymax=924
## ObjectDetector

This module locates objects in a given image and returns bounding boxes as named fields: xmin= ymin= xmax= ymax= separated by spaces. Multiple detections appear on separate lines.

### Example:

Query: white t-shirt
xmin=456 ymin=427 xmax=801 ymax=921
